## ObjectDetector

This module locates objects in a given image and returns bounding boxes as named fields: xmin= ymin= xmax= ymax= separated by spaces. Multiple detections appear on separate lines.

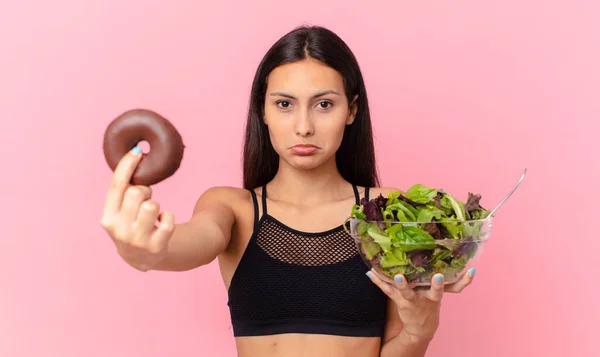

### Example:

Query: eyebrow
xmin=269 ymin=90 xmax=341 ymax=99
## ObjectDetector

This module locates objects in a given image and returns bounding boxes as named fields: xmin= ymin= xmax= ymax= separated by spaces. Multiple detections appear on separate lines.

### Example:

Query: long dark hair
xmin=242 ymin=25 xmax=380 ymax=189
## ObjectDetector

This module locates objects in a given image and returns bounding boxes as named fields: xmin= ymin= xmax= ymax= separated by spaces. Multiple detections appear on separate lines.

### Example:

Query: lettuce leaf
xmin=405 ymin=184 xmax=439 ymax=204
xmin=389 ymin=225 xmax=437 ymax=252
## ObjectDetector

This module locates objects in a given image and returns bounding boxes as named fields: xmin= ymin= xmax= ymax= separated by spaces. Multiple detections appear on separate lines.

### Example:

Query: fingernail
xmin=366 ymin=272 xmax=373 ymax=278
xmin=469 ymin=268 xmax=476 ymax=277
xmin=131 ymin=146 xmax=142 ymax=155
xmin=435 ymin=275 xmax=443 ymax=283
xmin=395 ymin=276 xmax=403 ymax=284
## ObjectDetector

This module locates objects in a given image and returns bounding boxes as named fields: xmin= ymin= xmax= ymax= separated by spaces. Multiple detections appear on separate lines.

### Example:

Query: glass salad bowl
xmin=343 ymin=184 xmax=498 ymax=287
xmin=346 ymin=216 xmax=492 ymax=287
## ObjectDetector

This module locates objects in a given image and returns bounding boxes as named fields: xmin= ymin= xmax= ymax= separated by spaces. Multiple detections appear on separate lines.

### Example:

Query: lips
xmin=290 ymin=144 xmax=318 ymax=155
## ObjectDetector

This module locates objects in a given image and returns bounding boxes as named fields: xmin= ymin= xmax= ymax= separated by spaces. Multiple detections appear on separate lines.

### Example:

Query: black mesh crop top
xmin=226 ymin=185 xmax=388 ymax=337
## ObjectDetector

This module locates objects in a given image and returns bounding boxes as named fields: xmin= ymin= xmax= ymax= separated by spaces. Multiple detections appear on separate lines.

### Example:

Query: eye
xmin=317 ymin=101 xmax=333 ymax=109
xmin=276 ymin=100 xmax=291 ymax=108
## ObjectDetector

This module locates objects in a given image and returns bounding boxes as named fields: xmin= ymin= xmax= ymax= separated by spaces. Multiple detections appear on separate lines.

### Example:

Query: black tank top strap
xmin=261 ymin=185 xmax=268 ymax=215
xmin=248 ymin=189 xmax=259 ymax=228
xmin=365 ymin=186 xmax=371 ymax=201
xmin=352 ymin=184 xmax=360 ymax=205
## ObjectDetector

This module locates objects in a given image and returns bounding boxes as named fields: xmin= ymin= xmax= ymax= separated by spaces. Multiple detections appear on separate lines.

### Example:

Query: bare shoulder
xmin=192 ymin=186 xmax=252 ymax=214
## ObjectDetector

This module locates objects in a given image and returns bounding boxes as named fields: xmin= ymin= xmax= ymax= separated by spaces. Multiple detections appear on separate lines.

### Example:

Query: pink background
xmin=1 ymin=1 xmax=597 ymax=356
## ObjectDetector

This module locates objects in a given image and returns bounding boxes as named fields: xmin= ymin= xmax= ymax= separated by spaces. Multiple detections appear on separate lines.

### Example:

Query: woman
xmin=100 ymin=25 xmax=476 ymax=357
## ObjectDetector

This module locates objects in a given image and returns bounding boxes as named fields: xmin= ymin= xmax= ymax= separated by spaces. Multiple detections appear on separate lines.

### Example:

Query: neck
xmin=268 ymin=157 xmax=350 ymax=205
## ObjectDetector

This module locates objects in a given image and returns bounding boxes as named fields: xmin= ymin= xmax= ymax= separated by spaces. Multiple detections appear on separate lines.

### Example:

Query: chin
xmin=284 ymin=154 xmax=332 ymax=171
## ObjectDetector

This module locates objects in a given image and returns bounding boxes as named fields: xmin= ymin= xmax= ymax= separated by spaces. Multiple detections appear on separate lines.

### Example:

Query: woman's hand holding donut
xmin=101 ymin=146 xmax=175 ymax=271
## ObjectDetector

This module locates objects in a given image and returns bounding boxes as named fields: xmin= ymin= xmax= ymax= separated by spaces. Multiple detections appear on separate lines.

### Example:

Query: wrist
xmin=380 ymin=330 xmax=433 ymax=357
xmin=399 ymin=330 xmax=434 ymax=346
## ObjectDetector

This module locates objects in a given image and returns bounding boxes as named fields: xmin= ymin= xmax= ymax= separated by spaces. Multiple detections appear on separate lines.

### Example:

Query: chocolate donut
xmin=103 ymin=108 xmax=185 ymax=186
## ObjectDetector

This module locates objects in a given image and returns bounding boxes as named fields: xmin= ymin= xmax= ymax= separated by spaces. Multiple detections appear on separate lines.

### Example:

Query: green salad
xmin=349 ymin=184 xmax=492 ymax=284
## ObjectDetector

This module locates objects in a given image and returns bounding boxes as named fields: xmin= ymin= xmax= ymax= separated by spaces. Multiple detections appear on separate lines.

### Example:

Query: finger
xmin=151 ymin=211 xmax=175 ymax=248
xmin=392 ymin=274 xmax=417 ymax=301
xmin=427 ymin=274 xmax=445 ymax=302
xmin=445 ymin=268 xmax=476 ymax=293
xmin=121 ymin=185 xmax=152 ymax=222
xmin=365 ymin=270 xmax=396 ymax=297
xmin=135 ymin=199 xmax=161 ymax=236
xmin=104 ymin=146 xmax=144 ymax=215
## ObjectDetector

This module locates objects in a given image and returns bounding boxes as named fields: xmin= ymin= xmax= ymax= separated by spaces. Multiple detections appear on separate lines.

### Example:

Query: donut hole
xmin=137 ymin=140 xmax=151 ymax=154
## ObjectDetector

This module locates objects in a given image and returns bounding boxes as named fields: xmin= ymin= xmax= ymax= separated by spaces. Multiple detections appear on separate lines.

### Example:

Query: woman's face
xmin=263 ymin=59 xmax=357 ymax=171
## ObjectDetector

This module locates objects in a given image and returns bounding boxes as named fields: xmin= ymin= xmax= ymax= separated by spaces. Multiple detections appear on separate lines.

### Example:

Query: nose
xmin=294 ymin=109 xmax=315 ymax=137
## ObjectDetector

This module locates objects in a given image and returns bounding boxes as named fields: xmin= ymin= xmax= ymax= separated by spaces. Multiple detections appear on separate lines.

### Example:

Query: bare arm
xmin=380 ymin=298 xmax=431 ymax=357
xmin=150 ymin=187 xmax=236 ymax=272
